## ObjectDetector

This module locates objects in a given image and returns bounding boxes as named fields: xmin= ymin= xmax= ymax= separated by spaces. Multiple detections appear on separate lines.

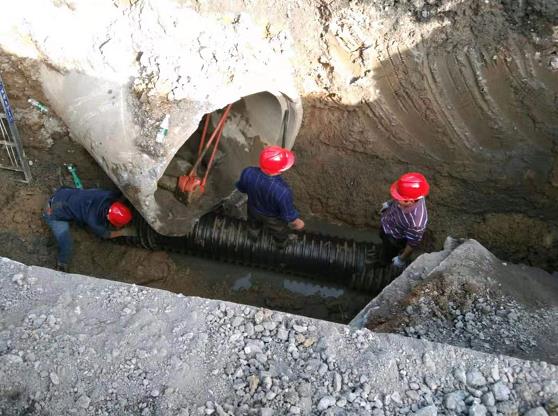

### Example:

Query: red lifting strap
xmin=178 ymin=104 xmax=232 ymax=194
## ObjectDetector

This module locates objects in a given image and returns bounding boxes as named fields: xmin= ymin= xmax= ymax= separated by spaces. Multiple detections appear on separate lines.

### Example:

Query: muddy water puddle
xmin=160 ymin=250 xmax=372 ymax=324
xmin=128 ymin=216 xmax=379 ymax=323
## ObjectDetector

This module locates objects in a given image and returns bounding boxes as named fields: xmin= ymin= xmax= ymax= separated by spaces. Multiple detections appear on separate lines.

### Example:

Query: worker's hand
xmin=118 ymin=227 xmax=137 ymax=237
xmin=379 ymin=201 xmax=391 ymax=214
xmin=392 ymin=255 xmax=407 ymax=269
xmin=289 ymin=218 xmax=305 ymax=231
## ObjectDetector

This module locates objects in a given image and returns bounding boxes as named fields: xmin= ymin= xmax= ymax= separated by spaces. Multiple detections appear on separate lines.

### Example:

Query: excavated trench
xmin=0 ymin=0 xmax=557 ymax=323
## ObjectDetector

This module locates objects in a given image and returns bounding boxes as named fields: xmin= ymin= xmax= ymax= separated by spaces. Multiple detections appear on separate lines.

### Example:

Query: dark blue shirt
xmin=236 ymin=167 xmax=299 ymax=223
xmin=50 ymin=188 xmax=120 ymax=239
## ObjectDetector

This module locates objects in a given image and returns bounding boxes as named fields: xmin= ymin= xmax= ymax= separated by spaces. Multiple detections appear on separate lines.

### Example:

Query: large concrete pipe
xmin=1 ymin=0 xmax=302 ymax=235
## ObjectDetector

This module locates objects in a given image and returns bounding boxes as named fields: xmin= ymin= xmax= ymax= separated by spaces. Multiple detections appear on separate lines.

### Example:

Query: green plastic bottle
xmin=66 ymin=164 xmax=83 ymax=189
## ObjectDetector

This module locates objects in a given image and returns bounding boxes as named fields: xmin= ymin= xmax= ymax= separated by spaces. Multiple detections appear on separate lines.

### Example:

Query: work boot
xmin=56 ymin=261 xmax=69 ymax=273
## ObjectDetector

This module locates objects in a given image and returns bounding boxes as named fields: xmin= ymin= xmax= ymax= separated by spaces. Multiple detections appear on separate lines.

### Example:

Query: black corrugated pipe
xmin=125 ymin=213 xmax=397 ymax=294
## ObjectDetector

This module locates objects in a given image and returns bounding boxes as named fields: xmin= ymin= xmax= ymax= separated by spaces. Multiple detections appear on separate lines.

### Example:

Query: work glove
xmin=379 ymin=201 xmax=391 ymax=214
xmin=392 ymin=255 xmax=407 ymax=269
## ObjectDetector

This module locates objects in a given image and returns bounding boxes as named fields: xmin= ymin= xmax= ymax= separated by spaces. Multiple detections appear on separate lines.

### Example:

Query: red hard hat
xmin=390 ymin=172 xmax=430 ymax=201
xmin=259 ymin=146 xmax=295 ymax=175
xmin=107 ymin=201 xmax=133 ymax=228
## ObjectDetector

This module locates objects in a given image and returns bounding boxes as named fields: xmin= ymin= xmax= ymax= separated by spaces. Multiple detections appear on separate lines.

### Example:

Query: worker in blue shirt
xmin=43 ymin=187 xmax=134 ymax=272
xmin=236 ymin=146 xmax=304 ymax=248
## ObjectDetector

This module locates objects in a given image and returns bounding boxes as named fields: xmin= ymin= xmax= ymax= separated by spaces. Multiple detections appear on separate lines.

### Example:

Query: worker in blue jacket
xmin=236 ymin=146 xmax=304 ymax=248
xmin=43 ymin=187 xmax=134 ymax=272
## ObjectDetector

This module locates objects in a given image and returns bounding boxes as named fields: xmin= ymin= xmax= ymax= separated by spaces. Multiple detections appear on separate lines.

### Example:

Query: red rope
xmin=179 ymin=104 xmax=232 ymax=194
xmin=200 ymin=104 xmax=231 ymax=191
xmin=187 ymin=104 xmax=231 ymax=178
xmin=198 ymin=114 xmax=210 ymax=158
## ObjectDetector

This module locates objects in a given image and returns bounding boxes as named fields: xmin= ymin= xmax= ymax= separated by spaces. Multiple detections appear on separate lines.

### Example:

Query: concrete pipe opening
xmin=154 ymin=92 xmax=300 ymax=236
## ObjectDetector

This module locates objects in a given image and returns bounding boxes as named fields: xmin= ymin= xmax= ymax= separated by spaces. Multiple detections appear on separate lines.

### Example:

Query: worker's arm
xmin=393 ymin=226 xmax=426 ymax=267
xmin=279 ymin=190 xmax=303 ymax=230
xmin=398 ymin=244 xmax=414 ymax=261
xmin=108 ymin=227 xmax=136 ymax=239
xmin=235 ymin=169 xmax=248 ymax=193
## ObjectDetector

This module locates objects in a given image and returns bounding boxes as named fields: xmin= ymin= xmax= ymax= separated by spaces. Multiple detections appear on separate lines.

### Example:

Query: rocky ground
xmin=356 ymin=238 xmax=558 ymax=366
xmin=1 ymin=256 xmax=557 ymax=415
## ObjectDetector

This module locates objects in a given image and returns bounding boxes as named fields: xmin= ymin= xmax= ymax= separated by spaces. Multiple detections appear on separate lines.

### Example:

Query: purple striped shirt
xmin=380 ymin=198 xmax=428 ymax=247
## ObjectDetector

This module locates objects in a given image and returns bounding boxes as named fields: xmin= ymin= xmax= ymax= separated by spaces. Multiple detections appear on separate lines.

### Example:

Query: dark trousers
xmin=379 ymin=228 xmax=406 ymax=266
xmin=43 ymin=209 xmax=73 ymax=267
xmin=247 ymin=208 xmax=291 ymax=246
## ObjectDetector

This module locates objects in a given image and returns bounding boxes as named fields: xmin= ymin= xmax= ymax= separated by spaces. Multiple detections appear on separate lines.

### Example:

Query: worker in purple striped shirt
xmin=379 ymin=172 xmax=430 ymax=269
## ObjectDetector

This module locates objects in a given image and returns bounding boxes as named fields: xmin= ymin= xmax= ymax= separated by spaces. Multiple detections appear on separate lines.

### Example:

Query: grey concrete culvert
xmin=2 ymin=0 xmax=303 ymax=236
xmin=1 ymin=256 xmax=557 ymax=415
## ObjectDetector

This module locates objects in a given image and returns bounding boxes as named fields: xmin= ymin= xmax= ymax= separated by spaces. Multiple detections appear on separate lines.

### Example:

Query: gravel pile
xmin=358 ymin=239 xmax=558 ymax=365
xmin=1 ymin=256 xmax=557 ymax=415
xmin=398 ymin=292 xmax=556 ymax=359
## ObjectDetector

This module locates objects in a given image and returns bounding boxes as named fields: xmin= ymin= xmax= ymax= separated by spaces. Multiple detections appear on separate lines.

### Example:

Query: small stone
xmin=76 ymin=395 xmax=90 ymax=409
xmin=150 ymin=389 xmax=160 ymax=397
xmin=232 ymin=317 xmax=243 ymax=327
xmin=49 ymin=372 xmax=60 ymax=385
xmin=491 ymin=381 xmax=510 ymax=401
xmin=289 ymin=406 xmax=301 ymax=414
xmin=11 ymin=273 xmax=24 ymax=285
xmin=391 ymin=391 xmax=402 ymax=404
xmin=277 ymin=328 xmax=289 ymax=340
xmin=262 ymin=376 xmax=272 ymax=390
xmin=244 ymin=322 xmax=255 ymax=336
xmin=523 ymin=408 xmax=549 ymax=416
xmin=333 ymin=372 xmax=342 ymax=392
xmin=466 ymin=369 xmax=487 ymax=387
xmin=302 ymin=337 xmax=316 ymax=348
xmin=468 ymin=403 xmax=487 ymax=416
xmin=254 ymin=311 xmax=264 ymax=324
xmin=496 ymin=401 xmax=518 ymax=415
xmin=293 ymin=324 xmax=307 ymax=333
xmin=244 ymin=342 xmax=263 ymax=356
xmin=297 ymin=382 xmax=312 ymax=398
xmin=336 ymin=398 xmax=347 ymax=407
xmin=414 ymin=405 xmax=437 ymax=416
xmin=481 ymin=392 xmax=495 ymax=407
xmin=260 ymin=408 xmax=273 ymax=416
xmin=263 ymin=321 xmax=277 ymax=331
xmin=454 ymin=368 xmax=466 ymax=384
xmin=317 ymin=396 xmax=336 ymax=411
xmin=406 ymin=390 xmax=420 ymax=401
xmin=550 ymin=56 xmax=558 ymax=70
xmin=248 ymin=375 xmax=259 ymax=394
xmin=444 ymin=391 xmax=465 ymax=410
